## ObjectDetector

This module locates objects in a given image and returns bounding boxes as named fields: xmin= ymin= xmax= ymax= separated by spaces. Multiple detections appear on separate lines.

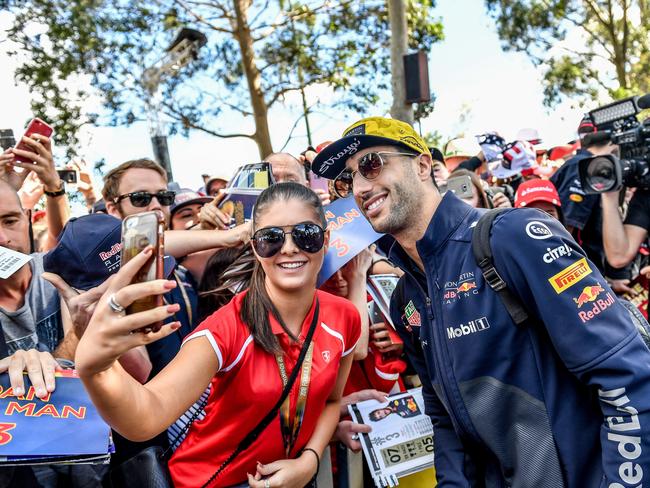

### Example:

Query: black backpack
xmin=472 ymin=209 xmax=650 ymax=350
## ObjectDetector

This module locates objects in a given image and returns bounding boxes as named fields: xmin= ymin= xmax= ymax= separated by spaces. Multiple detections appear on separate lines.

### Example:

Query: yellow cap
xmin=312 ymin=117 xmax=431 ymax=179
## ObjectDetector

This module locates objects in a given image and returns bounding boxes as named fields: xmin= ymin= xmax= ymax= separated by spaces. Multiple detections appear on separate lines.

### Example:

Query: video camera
xmin=578 ymin=94 xmax=650 ymax=193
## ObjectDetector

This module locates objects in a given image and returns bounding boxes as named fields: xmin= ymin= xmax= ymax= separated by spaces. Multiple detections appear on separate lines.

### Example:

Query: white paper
xmin=348 ymin=388 xmax=434 ymax=487
xmin=0 ymin=246 xmax=32 ymax=279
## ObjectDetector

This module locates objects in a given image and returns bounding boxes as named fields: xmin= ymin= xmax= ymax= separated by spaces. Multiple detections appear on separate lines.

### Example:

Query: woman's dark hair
xmin=197 ymin=245 xmax=248 ymax=321
xmin=242 ymin=182 xmax=327 ymax=354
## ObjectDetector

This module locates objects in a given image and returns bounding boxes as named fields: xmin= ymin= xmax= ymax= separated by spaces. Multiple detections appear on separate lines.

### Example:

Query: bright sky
xmin=0 ymin=0 xmax=590 ymax=196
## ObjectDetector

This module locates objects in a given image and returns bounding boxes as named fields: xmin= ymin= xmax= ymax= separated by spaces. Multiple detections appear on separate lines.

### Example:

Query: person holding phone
xmin=75 ymin=182 xmax=360 ymax=488
xmin=1 ymin=129 xmax=71 ymax=250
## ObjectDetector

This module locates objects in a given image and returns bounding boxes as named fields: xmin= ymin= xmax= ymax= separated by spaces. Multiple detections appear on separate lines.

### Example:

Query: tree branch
xmin=251 ymin=0 xmax=354 ymax=41
xmin=565 ymin=14 xmax=615 ymax=58
xmin=584 ymin=0 xmax=610 ymax=28
xmin=172 ymin=0 xmax=234 ymax=34
xmin=248 ymin=0 xmax=271 ymax=28
xmin=279 ymin=112 xmax=308 ymax=151
xmin=160 ymin=101 xmax=254 ymax=139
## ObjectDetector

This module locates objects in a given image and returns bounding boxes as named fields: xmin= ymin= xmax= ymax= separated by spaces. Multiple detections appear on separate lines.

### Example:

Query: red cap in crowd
xmin=515 ymin=179 xmax=561 ymax=208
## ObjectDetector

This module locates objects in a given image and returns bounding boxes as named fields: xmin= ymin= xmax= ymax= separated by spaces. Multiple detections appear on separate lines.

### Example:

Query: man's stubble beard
xmin=371 ymin=168 xmax=421 ymax=236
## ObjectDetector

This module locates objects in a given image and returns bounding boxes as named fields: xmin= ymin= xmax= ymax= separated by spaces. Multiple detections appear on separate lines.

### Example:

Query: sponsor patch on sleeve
xmin=548 ymin=257 xmax=592 ymax=293
xmin=569 ymin=194 xmax=584 ymax=203
xmin=403 ymin=300 xmax=421 ymax=329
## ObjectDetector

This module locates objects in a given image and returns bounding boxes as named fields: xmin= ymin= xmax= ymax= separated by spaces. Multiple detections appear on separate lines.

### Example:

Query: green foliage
xmin=485 ymin=0 xmax=650 ymax=105
xmin=422 ymin=129 xmax=443 ymax=149
xmin=6 ymin=0 xmax=443 ymax=155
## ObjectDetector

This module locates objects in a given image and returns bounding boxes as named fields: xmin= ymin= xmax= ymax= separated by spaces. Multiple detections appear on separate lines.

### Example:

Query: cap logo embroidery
xmin=318 ymin=138 xmax=362 ymax=173
xmin=345 ymin=125 xmax=366 ymax=136
xmin=99 ymin=243 xmax=122 ymax=262
xmin=400 ymin=135 xmax=425 ymax=153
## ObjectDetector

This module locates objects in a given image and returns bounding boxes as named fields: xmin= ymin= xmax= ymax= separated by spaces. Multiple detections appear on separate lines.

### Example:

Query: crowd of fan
xmin=0 ymin=112 xmax=646 ymax=488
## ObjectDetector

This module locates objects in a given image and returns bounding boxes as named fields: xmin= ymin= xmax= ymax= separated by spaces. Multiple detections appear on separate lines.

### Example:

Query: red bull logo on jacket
xmin=577 ymin=290 xmax=615 ymax=323
xmin=573 ymin=284 xmax=605 ymax=307
xmin=456 ymin=282 xmax=477 ymax=293
xmin=444 ymin=272 xmax=479 ymax=304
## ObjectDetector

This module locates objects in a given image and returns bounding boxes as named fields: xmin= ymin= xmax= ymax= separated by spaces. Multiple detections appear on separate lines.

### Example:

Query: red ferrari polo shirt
xmin=169 ymin=289 xmax=360 ymax=488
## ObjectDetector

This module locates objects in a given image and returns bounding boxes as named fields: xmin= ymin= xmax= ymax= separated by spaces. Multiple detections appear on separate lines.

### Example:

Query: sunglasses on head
xmin=333 ymin=151 xmax=417 ymax=198
xmin=114 ymin=190 xmax=176 ymax=207
xmin=251 ymin=222 xmax=325 ymax=258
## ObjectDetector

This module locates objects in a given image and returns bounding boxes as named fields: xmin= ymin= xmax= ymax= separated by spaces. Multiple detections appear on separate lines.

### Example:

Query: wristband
xmin=44 ymin=181 xmax=65 ymax=197
xmin=300 ymin=447 xmax=320 ymax=475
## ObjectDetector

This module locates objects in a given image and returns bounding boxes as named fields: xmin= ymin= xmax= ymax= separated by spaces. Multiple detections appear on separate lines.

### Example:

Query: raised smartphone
xmin=13 ymin=118 xmax=54 ymax=163
xmin=0 ymin=129 xmax=16 ymax=151
xmin=120 ymin=211 xmax=165 ymax=331
xmin=56 ymin=168 xmax=78 ymax=185
xmin=446 ymin=175 xmax=474 ymax=200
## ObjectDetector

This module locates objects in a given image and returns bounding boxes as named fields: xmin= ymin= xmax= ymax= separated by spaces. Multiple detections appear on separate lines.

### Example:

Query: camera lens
xmin=586 ymin=156 xmax=616 ymax=192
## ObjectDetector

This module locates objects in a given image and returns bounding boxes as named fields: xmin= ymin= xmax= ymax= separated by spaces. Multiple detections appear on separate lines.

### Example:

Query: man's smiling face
xmin=347 ymin=145 xmax=422 ymax=236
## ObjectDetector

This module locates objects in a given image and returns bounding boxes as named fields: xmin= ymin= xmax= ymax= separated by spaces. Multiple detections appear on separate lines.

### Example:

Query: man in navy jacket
xmin=313 ymin=117 xmax=650 ymax=487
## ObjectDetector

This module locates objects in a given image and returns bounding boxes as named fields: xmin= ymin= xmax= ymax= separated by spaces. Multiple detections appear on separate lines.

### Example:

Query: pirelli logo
xmin=548 ymin=257 xmax=592 ymax=294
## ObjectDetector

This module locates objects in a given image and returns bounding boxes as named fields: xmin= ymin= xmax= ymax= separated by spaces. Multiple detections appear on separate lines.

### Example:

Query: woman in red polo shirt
xmin=75 ymin=182 xmax=360 ymax=488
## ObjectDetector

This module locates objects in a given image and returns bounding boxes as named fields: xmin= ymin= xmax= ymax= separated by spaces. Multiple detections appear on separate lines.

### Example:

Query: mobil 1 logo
xmin=446 ymin=317 xmax=490 ymax=340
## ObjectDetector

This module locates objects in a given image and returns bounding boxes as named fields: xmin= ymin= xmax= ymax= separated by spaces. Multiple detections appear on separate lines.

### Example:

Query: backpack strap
xmin=472 ymin=209 xmax=529 ymax=326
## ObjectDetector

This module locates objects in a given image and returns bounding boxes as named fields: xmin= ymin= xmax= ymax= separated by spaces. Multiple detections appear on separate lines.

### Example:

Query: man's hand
xmin=11 ymin=135 xmax=61 ymax=192
xmin=313 ymin=188 xmax=331 ymax=206
xmin=199 ymin=195 xmax=231 ymax=230
xmin=71 ymin=159 xmax=97 ymax=203
xmin=491 ymin=191 xmax=512 ymax=209
xmin=228 ymin=221 xmax=252 ymax=247
xmin=0 ymin=350 xmax=61 ymax=399
xmin=335 ymin=420 xmax=372 ymax=452
xmin=370 ymin=322 xmax=403 ymax=353
xmin=606 ymin=277 xmax=633 ymax=295
xmin=43 ymin=272 xmax=114 ymax=339
xmin=0 ymin=148 xmax=30 ymax=191
xmin=340 ymin=388 xmax=387 ymax=416
xmin=341 ymin=245 xmax=374 ymax=284
xmin=18 ymin=171 xmax=44 ymax=210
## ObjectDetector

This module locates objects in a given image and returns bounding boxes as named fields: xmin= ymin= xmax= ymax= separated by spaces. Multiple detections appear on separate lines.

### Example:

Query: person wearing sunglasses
xmin=311 ymin=117 xmax=650 ymax=487
xmin=100 ymin=158 xmax=251 ymax=466
xmin=74 ymin=182 xmax=360 ymax=488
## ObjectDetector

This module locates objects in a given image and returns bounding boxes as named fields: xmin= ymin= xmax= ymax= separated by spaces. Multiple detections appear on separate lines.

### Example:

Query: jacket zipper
xmin=402 ymin=270 xmax=474 ymax=442
xmin=428 ymin=271 xmax=482 ymax=444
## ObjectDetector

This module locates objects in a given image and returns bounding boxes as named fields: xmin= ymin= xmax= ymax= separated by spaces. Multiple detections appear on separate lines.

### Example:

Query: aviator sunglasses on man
xmin=333 ymin=151 xmax=418 ymax=198
xmin=113 ymin=190 xmax=176 ymax=207
xmin=251 ymin=222 xmax=326 ymax=258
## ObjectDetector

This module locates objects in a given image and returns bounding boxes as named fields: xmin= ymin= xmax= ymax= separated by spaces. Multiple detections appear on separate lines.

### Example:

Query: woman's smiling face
xmin=252 ymin=197 xmax=329 ymax=293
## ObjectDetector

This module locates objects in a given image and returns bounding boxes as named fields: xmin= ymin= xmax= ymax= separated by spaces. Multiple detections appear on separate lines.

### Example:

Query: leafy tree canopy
xmin=485 ymin=0 xmax=650 ymax=105
xmin=5 ymin=0 xmax=443 ymax=156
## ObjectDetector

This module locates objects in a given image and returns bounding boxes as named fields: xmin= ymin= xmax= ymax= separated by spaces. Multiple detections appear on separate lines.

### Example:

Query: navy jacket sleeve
xmin=491 ymin=209 xmax=650 ymax=486
xmin=390 ymin=280 xmax=472 ymax=487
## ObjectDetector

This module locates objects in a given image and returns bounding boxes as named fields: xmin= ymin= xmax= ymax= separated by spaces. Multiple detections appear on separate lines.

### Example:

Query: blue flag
xmin=318 ymin=197 xmax=383 ymax=287
xmin=0 ymin=372 xmax=110 ymax=457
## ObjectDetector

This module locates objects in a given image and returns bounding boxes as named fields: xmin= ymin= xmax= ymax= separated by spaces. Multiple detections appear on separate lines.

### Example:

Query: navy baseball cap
xmin=43 ymin=213 xmax=175 ymax=290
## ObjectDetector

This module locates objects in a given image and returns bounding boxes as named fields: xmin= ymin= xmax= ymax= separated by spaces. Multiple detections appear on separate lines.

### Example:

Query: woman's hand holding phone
xmin=75 ymin=247 xmax=182 ymax=378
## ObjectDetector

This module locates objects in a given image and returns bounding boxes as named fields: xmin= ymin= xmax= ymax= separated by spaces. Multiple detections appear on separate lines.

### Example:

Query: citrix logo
xmin=446 ymin=317 xmax=490 ymax=339
xmin=543 ymin=243 xmax=573 ymax=263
